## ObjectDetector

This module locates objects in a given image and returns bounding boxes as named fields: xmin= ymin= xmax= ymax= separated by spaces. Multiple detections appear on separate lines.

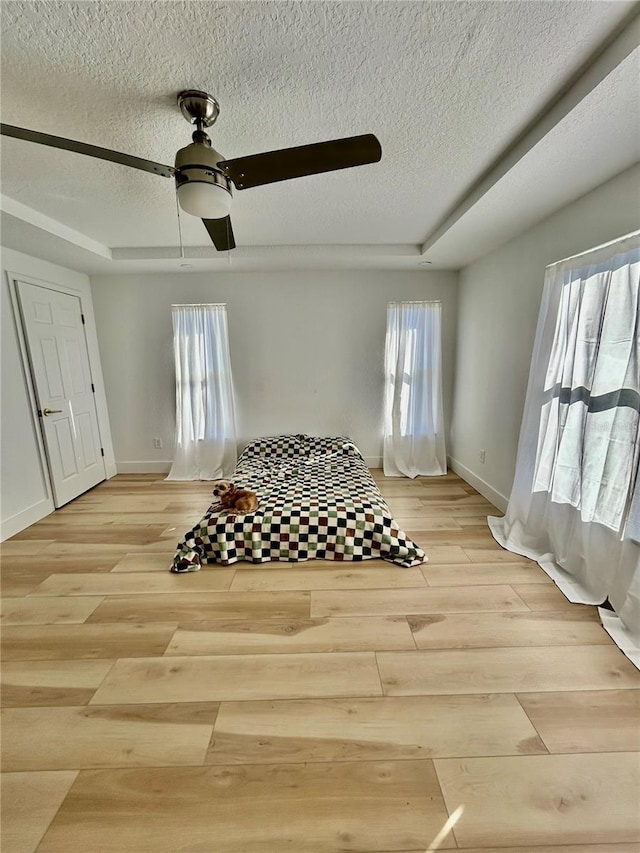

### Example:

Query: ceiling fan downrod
xmin=191 ymin=120 xmax=211 ymax=146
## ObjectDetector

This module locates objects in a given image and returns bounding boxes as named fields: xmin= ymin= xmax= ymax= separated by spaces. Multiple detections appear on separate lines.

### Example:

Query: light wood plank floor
xmin=1 ymin=472 xmax=639 ymax=852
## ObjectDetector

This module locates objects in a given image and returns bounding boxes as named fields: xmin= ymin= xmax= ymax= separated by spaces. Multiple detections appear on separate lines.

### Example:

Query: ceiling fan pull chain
xmin=175 ymin=190 xmax=185 ymax=259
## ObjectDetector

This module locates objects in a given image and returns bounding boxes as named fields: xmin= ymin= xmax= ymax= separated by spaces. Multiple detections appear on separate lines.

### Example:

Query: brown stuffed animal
xmin=212 ymin=480 xmax=259 ymax=513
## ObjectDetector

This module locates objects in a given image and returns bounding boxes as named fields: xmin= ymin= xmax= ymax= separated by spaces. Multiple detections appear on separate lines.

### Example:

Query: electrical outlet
xmin=479 ymin=449 xmax=486 ymax=463
xmin=153 ymin=438 xmax=163 ymax=449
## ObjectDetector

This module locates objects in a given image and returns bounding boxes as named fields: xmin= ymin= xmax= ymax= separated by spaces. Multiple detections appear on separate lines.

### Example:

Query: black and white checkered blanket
xmin=171 ymin=435 xmax=425 ymax=571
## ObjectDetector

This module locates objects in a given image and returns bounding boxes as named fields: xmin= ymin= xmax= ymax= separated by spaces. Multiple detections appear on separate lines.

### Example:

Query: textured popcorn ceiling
xmin=0 ymin=0 xmax=637 ymax=271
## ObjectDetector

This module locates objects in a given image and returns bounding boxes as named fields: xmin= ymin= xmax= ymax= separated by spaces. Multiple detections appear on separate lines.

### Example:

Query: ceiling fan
xmin=0 ymin=90 xmax=382 ymax=252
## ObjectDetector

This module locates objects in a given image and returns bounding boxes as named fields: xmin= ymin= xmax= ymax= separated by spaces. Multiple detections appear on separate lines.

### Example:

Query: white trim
xmin=1 ymin=195 xmax=112 ymax=259
xmin=116 ymin=461 xmax=172 ymax=474
xmin=599 ymin=608 xmax=640 ymax=668
xmin=447 ymin=455 xmax=509 ymax=513
xmin=76 ymin=288 xmax=117 ymax=480
xmin=364 ymin=456 xmax=383 ymax=468
xmin=0 ymin=498 xmax=54 ymax=542
xmin=421 ymin=7 xmax=640 ymax=256
xmin=5 ymin=270 xmax=54 ymax=505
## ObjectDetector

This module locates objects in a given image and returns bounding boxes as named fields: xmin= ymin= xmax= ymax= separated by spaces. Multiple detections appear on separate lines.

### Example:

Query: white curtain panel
xmin=383 ymin=301 xmax=446 ymax=477
xmin=489 ymin=233 xmax=640 ymax=665
xmin=166 ymin=304 xmax=237 ymax=481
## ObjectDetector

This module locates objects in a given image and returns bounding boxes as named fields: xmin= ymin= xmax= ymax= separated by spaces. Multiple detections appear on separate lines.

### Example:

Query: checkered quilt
xmin=171 ymin=434 xmax=426 ymax=571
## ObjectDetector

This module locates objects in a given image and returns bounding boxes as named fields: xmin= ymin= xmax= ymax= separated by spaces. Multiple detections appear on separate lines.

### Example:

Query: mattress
xmin=171 ymin=434 xmax=425 ymax=571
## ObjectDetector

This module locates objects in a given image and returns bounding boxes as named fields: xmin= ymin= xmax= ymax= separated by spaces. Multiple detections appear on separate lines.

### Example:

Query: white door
xmin=17 ymin=281 xmax=106 ymax=507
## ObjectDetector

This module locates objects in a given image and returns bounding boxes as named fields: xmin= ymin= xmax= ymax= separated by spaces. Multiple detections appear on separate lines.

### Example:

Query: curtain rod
xmin=171 ymin=303 xmax=227 ymax=307
xmin=387 ymin=300 xmax=442 ymax=305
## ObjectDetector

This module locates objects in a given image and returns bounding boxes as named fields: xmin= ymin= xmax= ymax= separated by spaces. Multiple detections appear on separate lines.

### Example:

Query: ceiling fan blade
xmin=202 ymin=216 xmax=236 ymax=251
xmin=219 ymin=134 xmax=381 ymax=190
xmin=0 ymin=123 xmax=175 ymax=179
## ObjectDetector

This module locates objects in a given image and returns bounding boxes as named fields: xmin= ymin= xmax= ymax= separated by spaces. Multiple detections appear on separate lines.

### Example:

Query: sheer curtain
xmin=166 ymin=303 xmax=237 ymax=481
xmin=489 ymin=233 xmax=640 ymax=665
xmin=383 ymin=301 xmax=446 ymax=477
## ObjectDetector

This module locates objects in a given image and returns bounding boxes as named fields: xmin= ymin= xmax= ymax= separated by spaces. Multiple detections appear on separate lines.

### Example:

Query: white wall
xmin=0 ymin=247 xmax=116 ymax=540
xmin=90 ymin=270 xmax=458 ymax=470
xmin=450 ymin=162 xmax=640 ymax=510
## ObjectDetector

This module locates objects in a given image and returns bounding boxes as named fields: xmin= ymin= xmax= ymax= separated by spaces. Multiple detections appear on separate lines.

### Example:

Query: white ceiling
xmin=0 ymin=0 xmax=638 ymax=273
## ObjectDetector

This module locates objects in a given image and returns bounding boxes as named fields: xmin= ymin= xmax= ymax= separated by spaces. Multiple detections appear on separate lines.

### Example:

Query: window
xmin=383 ymin=301 xmax=446 ymax=477
xmin=166 ymin=303 xmax=237 ymax=480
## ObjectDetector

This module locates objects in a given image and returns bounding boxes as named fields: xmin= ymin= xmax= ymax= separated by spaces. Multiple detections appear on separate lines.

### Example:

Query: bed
xmin=171 ymin=434 xmax=426 ymax=571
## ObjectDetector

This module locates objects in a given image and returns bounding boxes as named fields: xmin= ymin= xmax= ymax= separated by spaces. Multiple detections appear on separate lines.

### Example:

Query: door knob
xmin=42 ymin=408 xmax=63 ymax=416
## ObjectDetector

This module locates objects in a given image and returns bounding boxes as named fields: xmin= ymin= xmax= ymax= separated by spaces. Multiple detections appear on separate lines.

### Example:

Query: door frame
xmin=7 ymin=269 xmax=116 ymax=510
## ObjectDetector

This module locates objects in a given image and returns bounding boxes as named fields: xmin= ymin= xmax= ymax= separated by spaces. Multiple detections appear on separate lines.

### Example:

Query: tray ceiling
xmin=0 ymin=0 xmax=638 ymax=272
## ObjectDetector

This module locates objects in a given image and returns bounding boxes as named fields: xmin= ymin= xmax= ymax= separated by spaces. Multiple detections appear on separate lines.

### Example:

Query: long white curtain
xmin=489 ymin=233 xmax=640 ymax=665
xmin=166 ymin=304 xmax=237 ymax=481
xmin=383 ymin=301 xmax=446 ymax=477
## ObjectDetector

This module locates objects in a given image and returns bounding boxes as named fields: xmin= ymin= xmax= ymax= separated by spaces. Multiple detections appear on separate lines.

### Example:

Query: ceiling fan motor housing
xmin=174 ymin=141 xmax=233 ymax=219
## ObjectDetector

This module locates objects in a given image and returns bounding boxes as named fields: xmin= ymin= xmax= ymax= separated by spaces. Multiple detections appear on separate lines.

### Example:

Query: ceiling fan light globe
xmin=176 ymin=181 xmax=232 ymax=219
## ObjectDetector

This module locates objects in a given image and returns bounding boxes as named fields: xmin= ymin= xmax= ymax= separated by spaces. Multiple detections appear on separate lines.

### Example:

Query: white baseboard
xmin=364 ymin=456 xmax=382 ymax=468
xmin=1 ymin=497 xmax=54 ymax=541
xmin=116 ymin=461 xmax=172 ymax=474
xmin=447 ymin=456 xmax=509 ymax=513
